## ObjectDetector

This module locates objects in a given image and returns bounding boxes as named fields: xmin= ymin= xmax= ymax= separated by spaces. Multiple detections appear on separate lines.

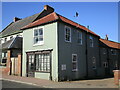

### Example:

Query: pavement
xmin=1 ymin=73 xmax=120 ymax=88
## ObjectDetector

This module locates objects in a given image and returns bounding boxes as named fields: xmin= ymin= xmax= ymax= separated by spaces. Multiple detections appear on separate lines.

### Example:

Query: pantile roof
xmin=21 ymin=12 xmax=99 ymax=37
xmin=100 ymin=39 xmax=120 ymax=49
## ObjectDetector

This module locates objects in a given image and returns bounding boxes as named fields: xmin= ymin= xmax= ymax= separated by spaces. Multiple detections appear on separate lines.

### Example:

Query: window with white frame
xmin=103 ymin=48 xmax=107 ymax=54
xmin=4 ymin=38 xmax=7 ymax=42
xmin=34 ymin=28 xmax=43 ymax=45
xmin=10 ymin=36 xmax=13 ymax=39
xmin=35 ymin=53 xmax=50 ymax=72
xmin=89 ymin=35 xmax=94 ymax=47
xmin=103 ymin=62 xmax=108 ymax=68
xmin=78 ymin=31 xmax=82 ymax=45
xmin=92 ymin=57 xmax=96 ymax=69
xmin=111 ymin=49 xmax=116 ymax=55
xmin=65 ymin=26 xmax=71 ymax=42
xmin=72 ymin=54 xmax=77 ymax=71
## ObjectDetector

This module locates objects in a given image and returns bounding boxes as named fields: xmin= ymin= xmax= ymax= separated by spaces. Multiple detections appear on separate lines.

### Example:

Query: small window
xmin=92 ymin=57 xmax=96 ymax=69
xmin=4 ymin=38 xmax=7 ymax=42
xmin=111 ymin=49 xmax=116 ymax=55
xmin=33 ymin=28 xmax=44 ymax=45
xmin=65 ymin=26 xmax=71 ymax=42
xmin=103 ymin=48 xmax=107 ymax=54
xmin=0 ymin=39 xmax=1 ymax=44
xmin=103 ymin=62 xmax=108 ymax=68
xmin=10 ymin=36 xmax=13 ymax=39
xmin=72 ymin=54 xmax=77 ymax=71
xmin=78 ymin=31 xmax=82 ymax=45
xmin=89 ymin=35 xmax=94 ymax=47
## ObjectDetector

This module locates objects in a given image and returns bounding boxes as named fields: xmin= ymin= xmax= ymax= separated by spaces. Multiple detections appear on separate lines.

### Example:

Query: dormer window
xmin=4 ymin=38 xmax=7 ymax=42
xmin=33 ymin=27 xmax=44 ymax=45
xmin=89 ymin=35 xmax=94 ymax=47
xmin=65 ymin=26 xmax=71 ymax=42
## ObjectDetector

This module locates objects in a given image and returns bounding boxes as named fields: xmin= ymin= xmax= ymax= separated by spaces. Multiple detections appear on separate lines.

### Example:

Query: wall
xmin=22 ymin=22 xmax=58 ymax=81
xmin=58 ymin=22 xmax=87 ymax=81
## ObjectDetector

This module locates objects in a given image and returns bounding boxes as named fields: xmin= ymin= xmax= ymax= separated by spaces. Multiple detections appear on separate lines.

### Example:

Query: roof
xmin=1 ymin=37 xmax=22 ymax=50
xmin=21 ymin=12 xmax=99 ymax=37
xmin=1 ymin=13 xmax=40 ymax=37
xmin=100 ymin=39 xmax=120 ymax=49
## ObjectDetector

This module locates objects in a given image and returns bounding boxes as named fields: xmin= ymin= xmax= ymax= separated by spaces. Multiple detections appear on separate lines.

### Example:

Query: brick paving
xmin=1 ymin=72 xmax=119 ymax=88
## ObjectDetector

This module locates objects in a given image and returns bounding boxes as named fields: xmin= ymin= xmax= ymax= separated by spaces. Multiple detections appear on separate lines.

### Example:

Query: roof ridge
xmin=100 ymin=38 xmax=120 ymax=44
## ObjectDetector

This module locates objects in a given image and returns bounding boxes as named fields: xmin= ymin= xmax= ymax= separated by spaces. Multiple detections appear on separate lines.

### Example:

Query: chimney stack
xmin=13 ymin=17 xmax=21 ymax=22
xmin=105 ymin=34 xmax=108 ymax=40
xmin=44 ymin=5 xmax=54 ymax=13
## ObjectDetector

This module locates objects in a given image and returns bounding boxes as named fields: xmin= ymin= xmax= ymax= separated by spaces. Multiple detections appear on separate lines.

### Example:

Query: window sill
xmin=33 ymin=43 xmax=44 ymax=47
xmin=72 ymin=69 xmax=78 ymax=72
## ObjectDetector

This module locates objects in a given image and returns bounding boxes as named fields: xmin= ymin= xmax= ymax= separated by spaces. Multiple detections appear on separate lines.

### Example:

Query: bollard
xmin=113 ymin=70 xmax=120 ymax=85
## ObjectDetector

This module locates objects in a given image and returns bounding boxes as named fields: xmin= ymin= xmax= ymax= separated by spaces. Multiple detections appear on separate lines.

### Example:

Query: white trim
xmin=78 ymin=30 xmax=82 ymax=45
xmin=33 ymin=26 xmax=44 ymax=46
xmin=72 ymin=54 xmax=78 ymax=71
xmin=64 ymin=25 xmax=71 ymax=43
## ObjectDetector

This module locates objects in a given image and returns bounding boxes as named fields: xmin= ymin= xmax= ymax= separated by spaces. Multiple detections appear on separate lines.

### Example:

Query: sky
xmin=2 ymin=2 xmax=118 ymax=42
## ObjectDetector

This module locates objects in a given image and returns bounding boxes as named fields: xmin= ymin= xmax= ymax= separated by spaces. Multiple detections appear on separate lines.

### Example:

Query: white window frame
xmin=89 ymin=35 xmax=94 ymax=47
xmin=92 ymin=57 xmax=96 ymax=69
xmin=103 ymin=48 xmax=106 ymax=54
xmin=33 ymin=27 xmax=44 ymax=46
xmin=72 ymin=54 xmax=78 ymax=71
xmin=103 ymin=62 xmax=108 ymax=68
xmin=111 ymin=49 xmax=117 ymax=55
xmin=64 ymin=26 xmax=71 ymax=42
xmin=78 ymin=31 xmax=82 ymax=45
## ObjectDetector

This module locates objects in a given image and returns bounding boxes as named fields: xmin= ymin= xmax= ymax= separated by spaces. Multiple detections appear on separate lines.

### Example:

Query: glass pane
xmin=34 ymin=29 xmax=38 ymax=36
xmin=34 ymin=37 xmax=38 ymax=44
xmin=73 ymin=55 xmax=77 ymax=61
xmin=39 ymin=29 xmax=43 ymax=35
xmin=38 ymin=37 xmax=43 ymax=41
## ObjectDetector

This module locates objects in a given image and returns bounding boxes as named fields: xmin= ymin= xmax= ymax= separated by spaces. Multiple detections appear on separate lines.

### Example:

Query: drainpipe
xmin=85 ymin=27 xmax=89 ymax=78
xmin=50 ymin=51 xmax=52 ymax=80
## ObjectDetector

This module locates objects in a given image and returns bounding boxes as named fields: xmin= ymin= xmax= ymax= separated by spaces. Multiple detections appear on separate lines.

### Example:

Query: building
xmin=1 ymin=5 xmax=120 ymax=81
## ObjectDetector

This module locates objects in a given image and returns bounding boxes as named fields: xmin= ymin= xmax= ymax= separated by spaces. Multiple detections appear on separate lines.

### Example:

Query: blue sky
xmin=2 ymin=2 xmax=118 ymax=42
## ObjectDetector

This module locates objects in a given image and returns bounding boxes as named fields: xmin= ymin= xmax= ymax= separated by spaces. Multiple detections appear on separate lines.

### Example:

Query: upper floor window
xmin=33 ymin=28 xmax=44 ymax=45
xmin=103 ymin=48 xmax=107 ymax=54
xmin=103 ymin=62 xmax=108 ymax=68
xmin=111 ymin=49 xmax=116 ymax=55
xmin=4 ymin=38 xmax=7 ymax=42
xmin=10 ymin=36 xmax=13 ymax=39
xmin=72 ymin=54 xmax=77 ymax=71
xmin=78 ymin=31 xmax=82 ymax=45
xmin=89 ymin=35 xmax=94 ymax=47
xmin=65 ymin=26 xmax=71 ymax=42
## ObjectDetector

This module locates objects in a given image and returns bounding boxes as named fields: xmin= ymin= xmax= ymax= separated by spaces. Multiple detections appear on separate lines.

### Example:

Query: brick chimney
xmin=44 ymin=5 xmax=54 ymax=13
xmin=13 ymin=17 xmax=21 ymax=22
xmin=105 ymin=34 xmax=108 ymax=40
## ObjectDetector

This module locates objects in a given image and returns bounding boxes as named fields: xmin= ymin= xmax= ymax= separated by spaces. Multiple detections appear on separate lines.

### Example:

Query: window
xmin=35 ymin=53 xmax=50 ymax=72
xmin=4 ymin=38 xmax=7 ymax=42
xmin=0 ymin=39 xmax=1 ymax=44
xmin=72 ymin=54 xmax=77 ymax=71
xmin=65 ymin=26 xmax=71 ymax=42
xmin=78 ymin=31 xmax=82 ymax=45
xmin=111 ymin=49 xmax=116 ymax=55
xmin=103 ymin=48 xmax=107 ymax=54
xmin=89 ymin=35 xmax=94 ymax=47
xmin=34 ymin=28 xmax=44 ymax=45
xmin=92 ymin=57 xmax=96 ymax=69
xmin=10 ymin=36 xmax=13 ymax=39
xmin=103 ymin=62 xmax=108 ymax=68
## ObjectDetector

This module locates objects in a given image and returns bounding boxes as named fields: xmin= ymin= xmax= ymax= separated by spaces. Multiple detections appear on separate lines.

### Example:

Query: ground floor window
xmin=72 ymin=54 xmax=77 ymax=71
xmin=27 ymin=51 xmax=51 ymax=73
xmin=35 ymin=53 xmax=50 ymax=72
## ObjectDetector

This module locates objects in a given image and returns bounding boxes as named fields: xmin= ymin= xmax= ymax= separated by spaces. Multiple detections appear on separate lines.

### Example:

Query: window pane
xmin=34 ymin=29 xmax=38 ymax=36
xmin=39 ymin=29 xmax=43 ymax=35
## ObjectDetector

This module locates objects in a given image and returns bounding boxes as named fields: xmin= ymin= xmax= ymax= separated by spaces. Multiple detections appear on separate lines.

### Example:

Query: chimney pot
xmin=13 ymin=17 xmax=21 ymax=22
xmin=105 ymin=34 xmax=108 ymax=40
xmin=44 ymin=5 xmax=54 ymax=12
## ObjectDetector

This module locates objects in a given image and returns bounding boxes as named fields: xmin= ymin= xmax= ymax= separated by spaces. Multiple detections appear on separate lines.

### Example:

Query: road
xmin=1 ymin=80 xmax=42 ymax=88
